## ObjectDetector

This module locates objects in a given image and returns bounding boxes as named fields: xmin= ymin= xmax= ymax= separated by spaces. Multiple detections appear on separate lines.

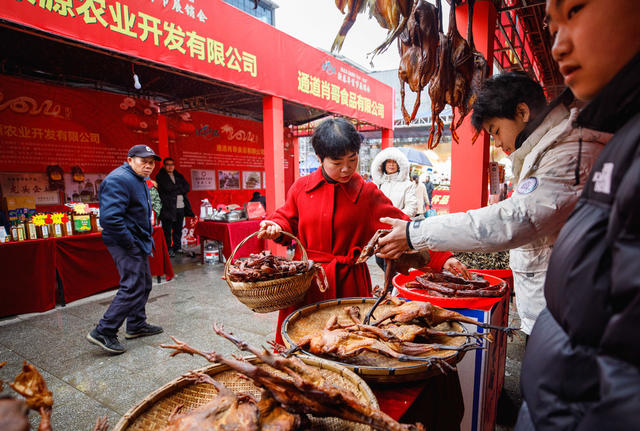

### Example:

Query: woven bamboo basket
xmin=112 ymin=355 xmax=378 ymax=431
xmin=225 ymin=231 xmax=318 ymax=313
xmin=282 ymin=297 xmax=471 ymax=384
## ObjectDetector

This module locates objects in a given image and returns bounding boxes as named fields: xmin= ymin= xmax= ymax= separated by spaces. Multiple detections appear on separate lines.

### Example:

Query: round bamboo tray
xmin=113 ymin=355 xmax=377 ymax=431
xmin=225 ymin=231 xmax=316 ymax=313
xmin=282 ymin=297 xmax=471 ymax=384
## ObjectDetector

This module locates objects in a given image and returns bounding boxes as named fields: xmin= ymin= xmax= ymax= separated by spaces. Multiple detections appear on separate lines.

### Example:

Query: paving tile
xmin=0 ymin=323 xmax=89 ymax=368
xmin=20 ymin=310 xmax=93 ymax=340
xmin=28 ymin=395 xmax=120 ymax=431
xmin=60 ymin=361 xmax=164 ymax=415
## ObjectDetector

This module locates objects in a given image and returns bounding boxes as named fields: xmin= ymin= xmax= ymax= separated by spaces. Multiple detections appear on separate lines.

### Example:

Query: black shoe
xmin=125 ymin=323 xmax=164 ymax=339
xmin=168 ymin=249 xmax=175 ymax=257
xmin=86 ymin=329 xmax=126 ymax=354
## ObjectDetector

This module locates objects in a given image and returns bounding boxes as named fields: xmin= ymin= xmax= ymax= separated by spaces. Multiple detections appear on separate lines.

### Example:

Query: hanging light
xmin=132 ymin=64 xmax=142 ymax=90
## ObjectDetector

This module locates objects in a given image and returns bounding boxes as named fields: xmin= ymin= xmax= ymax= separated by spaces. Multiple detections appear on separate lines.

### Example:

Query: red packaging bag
xmin=246 ymin=202 xmax=266 ymax=220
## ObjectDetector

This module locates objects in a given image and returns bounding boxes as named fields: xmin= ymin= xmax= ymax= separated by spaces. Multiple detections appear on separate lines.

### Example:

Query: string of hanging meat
xmin=330 ymin=0 xmax=490 ymax=149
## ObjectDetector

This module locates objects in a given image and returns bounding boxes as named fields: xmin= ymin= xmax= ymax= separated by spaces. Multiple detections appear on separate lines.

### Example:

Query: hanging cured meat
xmin=427 ymin=0 xmax=450 ymax=149
xmin=459 ymin=0 xmax=491 ymax=144
xmin=443 ymin=0 xmax=474 ymax=145
xmin=398 ymin=0 xmax=440 ymax=123
xmin=331 ymin=0 xmax=415 ymax=58
xmin=332 ymin=0 xmax=368 ymax=53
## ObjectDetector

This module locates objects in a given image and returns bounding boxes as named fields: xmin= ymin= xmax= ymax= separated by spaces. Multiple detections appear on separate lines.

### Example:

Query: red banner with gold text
xmin=1 ymin=0 xmax=393 ymax=129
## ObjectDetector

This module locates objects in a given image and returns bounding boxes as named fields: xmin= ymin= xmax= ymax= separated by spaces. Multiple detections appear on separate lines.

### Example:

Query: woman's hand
xmin=257 ymin=220 xmax=283 ymax=240
xmin=443 ymin=257 xmax=472 ymax=280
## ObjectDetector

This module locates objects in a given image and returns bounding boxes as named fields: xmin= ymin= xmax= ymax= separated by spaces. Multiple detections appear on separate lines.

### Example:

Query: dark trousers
xmin=97 ymin=244 xmax=152 ymax=337
xmin=162 ymin=208 xmax=184 ymax=251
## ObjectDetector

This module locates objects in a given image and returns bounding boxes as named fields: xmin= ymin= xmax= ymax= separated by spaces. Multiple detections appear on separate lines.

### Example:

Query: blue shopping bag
xmin=425 ymin=208 xmax=438 ymax=218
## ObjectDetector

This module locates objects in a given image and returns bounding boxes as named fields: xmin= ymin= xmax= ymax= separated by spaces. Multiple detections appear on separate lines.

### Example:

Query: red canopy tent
xmin=0 ymin=0 xmax=394 ymax=213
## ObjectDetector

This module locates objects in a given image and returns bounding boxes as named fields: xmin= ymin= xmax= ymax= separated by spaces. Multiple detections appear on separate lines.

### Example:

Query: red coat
xmin=269 ymin=169 xmax=453 ymax=344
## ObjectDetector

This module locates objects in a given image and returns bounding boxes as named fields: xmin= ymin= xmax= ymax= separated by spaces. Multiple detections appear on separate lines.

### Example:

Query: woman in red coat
xmin=258 ymin=118 xmax=466 ymax=343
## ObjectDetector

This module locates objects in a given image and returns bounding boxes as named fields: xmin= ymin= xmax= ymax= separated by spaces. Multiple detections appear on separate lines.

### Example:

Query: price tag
xmin=489 ymin=162 xmax=500 ymax=195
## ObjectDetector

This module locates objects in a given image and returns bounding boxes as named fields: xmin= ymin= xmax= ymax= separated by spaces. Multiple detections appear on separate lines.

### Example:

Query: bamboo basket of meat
xmin=114 ymin=325 xmax=426 ymax=431
xmin=224 ymin=231 xmax=327 ymax=313
xmin=281 ymin=297 xmax=510 ymax=384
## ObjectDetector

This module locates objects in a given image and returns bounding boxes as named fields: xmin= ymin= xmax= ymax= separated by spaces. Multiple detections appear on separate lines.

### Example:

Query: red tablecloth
xmin=56 ymin=227 xmax=174 ymax=303
xmin=194 ymin=220 xmax=264 ymax=259
xmin=0 ymin=227 xmax=173 ymax=316
xmin=372 ymin=372 xmax=464 ymax=429
xmin=0 ymin=238 xmax=57 ymax=316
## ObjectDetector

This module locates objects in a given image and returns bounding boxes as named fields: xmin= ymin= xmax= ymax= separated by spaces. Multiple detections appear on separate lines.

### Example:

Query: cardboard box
xmin=3 ymin=196 xmax=37 ymax=222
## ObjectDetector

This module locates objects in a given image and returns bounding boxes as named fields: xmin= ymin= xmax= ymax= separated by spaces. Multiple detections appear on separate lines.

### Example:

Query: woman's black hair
xmin=471 ymin=71 xmax=547 ymax=132
xmin=311 ymin=117 xmax=362 ymax=160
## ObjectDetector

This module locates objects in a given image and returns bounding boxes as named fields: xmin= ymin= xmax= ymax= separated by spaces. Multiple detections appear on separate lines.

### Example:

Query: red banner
xmin=169 ymin=111 xmax=282 ymax=209
xmin=1 ymin=0 xmax=393 ymax=129
xmin=431 ymin=189 xmax=450 ymax=214
xmin=0 ymin=75 xmax=153 ymax=173
xmin=0 ymin=75 xmax=283 ymax=210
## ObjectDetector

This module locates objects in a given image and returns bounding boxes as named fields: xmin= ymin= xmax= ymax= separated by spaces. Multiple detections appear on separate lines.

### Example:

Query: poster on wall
xmin=191 ymin=169 xmax=216 ymax=191
xmin=218 ymin=170 xmax=240 ymax=190
xmin=0 ymin=172 xmax=60 ymax=205
xmin=242 ymin=171 xmax=262 ymax=189
xmin=63 ymin=173 xmax=107 ymax=203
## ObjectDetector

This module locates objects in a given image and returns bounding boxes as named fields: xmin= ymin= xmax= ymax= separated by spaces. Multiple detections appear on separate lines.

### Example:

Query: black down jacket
xmin=156 ymin=167 xmax=195 ymax=221
xmin=516 ymin=54 xmax=640 ymax=430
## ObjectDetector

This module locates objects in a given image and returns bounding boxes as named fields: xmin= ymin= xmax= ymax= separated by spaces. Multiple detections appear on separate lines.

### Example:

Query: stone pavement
xmin=0 ymin=255 xmax=524 ymax=430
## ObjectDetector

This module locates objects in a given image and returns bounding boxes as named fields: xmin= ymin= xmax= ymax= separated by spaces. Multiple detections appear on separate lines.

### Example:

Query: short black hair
xmin=311 ymin=117 xmax=361 ymax=160
xmin=163 ymin=157 xmax=174 ymax=164
xmin=412 ymin=174 xmax=419 ymax=181
xmin=471 ymin=72 xmax=547 ymax=132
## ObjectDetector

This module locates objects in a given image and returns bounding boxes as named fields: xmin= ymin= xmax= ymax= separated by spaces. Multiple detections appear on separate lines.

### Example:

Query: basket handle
xmin=224 ymin=230 xmax=309 ymax=277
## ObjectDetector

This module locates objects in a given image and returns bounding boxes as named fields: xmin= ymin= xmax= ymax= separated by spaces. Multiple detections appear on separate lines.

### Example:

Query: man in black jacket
xmin=423 ymin=175 xmax=434 ymax=208
xmin=87 ymin=145 xmax=164 ymax=354
xmin=156 ymin=158 xmax=194 ymax=257
xmin=516 ymin=1 xmax=640 ymax=429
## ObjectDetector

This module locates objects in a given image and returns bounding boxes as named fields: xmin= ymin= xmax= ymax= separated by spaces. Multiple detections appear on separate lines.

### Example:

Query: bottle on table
xmin=16 ymin=218 xmax=26 ymax=242
xmin=26 ymin=216 xmax=37 ymax=240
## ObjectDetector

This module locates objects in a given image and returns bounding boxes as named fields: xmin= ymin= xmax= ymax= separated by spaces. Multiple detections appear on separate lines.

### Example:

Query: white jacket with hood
xmin=371 ymin=147 xmax=418 ymax=217
xmin=405 ymin=104 xmax=611 ymax=333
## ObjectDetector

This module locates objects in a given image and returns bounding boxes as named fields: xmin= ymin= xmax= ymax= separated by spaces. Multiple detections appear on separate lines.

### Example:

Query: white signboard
xmin=191 ymin=169 xmax=217 ymax=191
xmin=0 ymin=172 xmax=60 ymax=205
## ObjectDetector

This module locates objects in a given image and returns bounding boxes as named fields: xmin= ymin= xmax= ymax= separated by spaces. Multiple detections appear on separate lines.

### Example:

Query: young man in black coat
xmin=155 ymin=158 xmax=194 ymax=257
xmin=87 ymin=145 xmax=164 ymax=354
xmin=515 ymin=1 xmax=640 ymax=429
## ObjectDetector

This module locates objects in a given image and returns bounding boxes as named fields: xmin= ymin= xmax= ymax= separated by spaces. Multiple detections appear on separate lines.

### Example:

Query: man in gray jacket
xmin=376 ymin=73 xmax=611 ymax=335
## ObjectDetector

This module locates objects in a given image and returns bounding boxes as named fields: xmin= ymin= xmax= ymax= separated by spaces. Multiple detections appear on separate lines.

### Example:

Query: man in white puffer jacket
xmin=371 ymin=147 xmax=418 ymax=218
xmin=376 ymin=73 xmax=611 ymax=335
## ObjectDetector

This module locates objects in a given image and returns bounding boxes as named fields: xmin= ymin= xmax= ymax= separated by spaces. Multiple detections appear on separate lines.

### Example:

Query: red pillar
xmin=449 ymin=0 xmax=496 ymax=213
xmin=263 ymin=96 xmax=285 ymax=255
xmin=263 ymin=96 xmax=285 ymax=213
xmin=157 ymin=114 xmax=169 ymax=159
xmin=381 ymin=128 xmax=393 ymax=149
xmin=292 ymin=136 xmax=300 ymax=182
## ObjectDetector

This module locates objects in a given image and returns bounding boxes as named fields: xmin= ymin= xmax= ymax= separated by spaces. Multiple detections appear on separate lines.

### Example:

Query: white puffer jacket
xmin=371 ymin=147 xmax=417 ymax=217
xmin=406 ymin=105 xmax=611 ymax=333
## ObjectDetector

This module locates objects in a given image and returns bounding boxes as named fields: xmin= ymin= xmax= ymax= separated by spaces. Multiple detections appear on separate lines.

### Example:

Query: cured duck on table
xmin=162 ymin=324 xmax=426 ymax=431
